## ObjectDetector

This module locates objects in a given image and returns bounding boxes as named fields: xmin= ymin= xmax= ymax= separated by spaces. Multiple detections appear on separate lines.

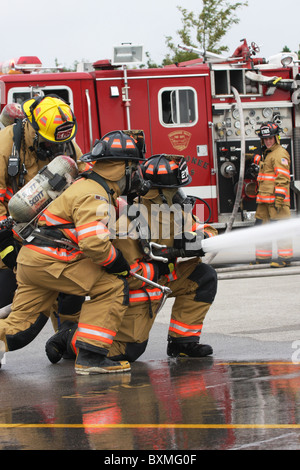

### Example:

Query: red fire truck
xmin=1 ymin=39 xmax=299 ymax=228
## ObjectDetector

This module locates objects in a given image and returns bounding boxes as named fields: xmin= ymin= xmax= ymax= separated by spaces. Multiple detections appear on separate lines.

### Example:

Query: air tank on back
xmin=8 ymin=155 xmax=78 ymax=223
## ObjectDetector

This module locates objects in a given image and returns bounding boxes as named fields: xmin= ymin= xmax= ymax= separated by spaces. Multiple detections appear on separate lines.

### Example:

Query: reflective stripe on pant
xmin=0 ymin=257 xmax=128 ymax=353
xmin=167 ymin=259 xmax=217 ymax=341
xmin=255 ymin=203 xmax=293 ymax=261
xmin=108 ymin=258 xmax=217 ymax=361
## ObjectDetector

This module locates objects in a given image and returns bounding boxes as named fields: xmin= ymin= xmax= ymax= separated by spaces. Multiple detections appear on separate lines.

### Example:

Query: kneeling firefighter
xmin=0 ymin=95 xmax=89 ymax=324
xmin=0 ymin=130 xmax=149 ymax=375
xmin=45 ymin=154 xmax=218 ymax=364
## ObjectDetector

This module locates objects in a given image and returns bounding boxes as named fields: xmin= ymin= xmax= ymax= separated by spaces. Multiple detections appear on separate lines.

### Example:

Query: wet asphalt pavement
xmin=1 ymin=257 xmax=300 ymax=452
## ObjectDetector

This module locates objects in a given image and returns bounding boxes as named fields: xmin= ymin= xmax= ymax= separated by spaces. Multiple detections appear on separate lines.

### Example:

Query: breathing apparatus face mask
xmin=124 ymin=162 xmax=152 ymax=199
xmin=33 ymin=135 xmax=69 ymax=161
xmin=172 ymin=188 xmax=196 ymax=208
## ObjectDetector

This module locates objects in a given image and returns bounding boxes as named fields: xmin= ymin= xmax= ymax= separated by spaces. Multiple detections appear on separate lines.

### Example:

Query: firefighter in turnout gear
xmin=0 ymin=130 xmax=149 ymax=374
xmin=254 ymin=122 xmax=293 ymax=267
xmin=0 ymin=95 xmax=89 ymax=321
xmin=110 ymin=154 xmax=218 ymax=360
xmin=45 ymin=154 xmax=218 ymax=364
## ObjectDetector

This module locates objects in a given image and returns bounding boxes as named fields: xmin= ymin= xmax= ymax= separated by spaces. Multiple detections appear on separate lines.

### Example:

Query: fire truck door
xmin=147 ymin=76 xmax=217 ymax=223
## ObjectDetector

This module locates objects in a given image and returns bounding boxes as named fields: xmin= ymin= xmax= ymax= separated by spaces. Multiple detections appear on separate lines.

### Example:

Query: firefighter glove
xmin=104 ymin=248 xmax=130 ymax=277
xmin=274 ymin=196 xmax=284 ymax=212
xmin=154 ymin=261 xmax=175 ymax=279
xmin=253 ymin=154 xmax=262 ymax=165
xmin=0 ymin=228 xmax=19 ymax=270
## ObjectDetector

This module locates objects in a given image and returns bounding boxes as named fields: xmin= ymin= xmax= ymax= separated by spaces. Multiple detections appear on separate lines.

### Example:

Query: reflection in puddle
xmin=1 ymin=360 xmax=300 ymax=449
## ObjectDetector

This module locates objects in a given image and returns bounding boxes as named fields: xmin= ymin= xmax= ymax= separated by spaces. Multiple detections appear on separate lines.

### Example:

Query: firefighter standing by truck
xmin=0 ymin=130 xmax=151 ymax=375
xmin=0 ymin=95 xmax=88 ymax=323
xmin=253 ymin=122 xmax=293 ymax=267
xmin=45 ymin=154 xmax=218 ymax=364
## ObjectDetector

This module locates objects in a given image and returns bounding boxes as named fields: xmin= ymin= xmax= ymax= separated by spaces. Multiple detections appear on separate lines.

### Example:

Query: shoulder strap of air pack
xmin=82 ymin=170 xmax=114 ymax=200
xmin=7 ymin=119 xmax=24 ymax=192
xmin=13 ymin=118 xmax=23 ymax=153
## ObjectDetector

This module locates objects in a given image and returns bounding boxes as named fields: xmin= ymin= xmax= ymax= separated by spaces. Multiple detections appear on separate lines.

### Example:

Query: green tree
xmin=139 ymin=51 xmax=160 ymax=69
xmin=281 ymin=45 xmax=300 ymax=60
xmin=164 ymin=0 xmax=248 ymax=65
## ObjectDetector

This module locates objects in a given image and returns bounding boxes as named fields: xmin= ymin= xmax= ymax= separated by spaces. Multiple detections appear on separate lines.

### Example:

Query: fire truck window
xmin=178 ymin=89 xmax=195 ymax=122
xmin=11 ymin=89 xmax=70 ymax=106
xmin=161 ymin=91 xmax=172 ymax=123
xmin=43 ymin=89 xmax=70 ymax=103
xmin=12 ymin=92 xmax=31 ymax=104
xmin=160 ymin=88 xmax=197 ymax=126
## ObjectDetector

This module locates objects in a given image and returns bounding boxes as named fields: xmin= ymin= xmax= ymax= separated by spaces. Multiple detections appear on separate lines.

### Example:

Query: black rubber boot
xmin=45 ymin=321 xmax=77 ymax=364
xmin=167 ymin=337 xmax=213 ymax=358
xmin=75 ymin=348 xmax=131 ymax=375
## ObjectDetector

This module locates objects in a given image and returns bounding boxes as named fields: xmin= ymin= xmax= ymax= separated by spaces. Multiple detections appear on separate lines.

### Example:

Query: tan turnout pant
xmin=0 ymin=257 xmax=128 ymax=354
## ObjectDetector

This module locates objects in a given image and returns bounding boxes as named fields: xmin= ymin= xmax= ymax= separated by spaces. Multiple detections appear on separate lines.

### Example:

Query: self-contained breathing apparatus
xmin=0 ymin=154 xmax=79 ymax=269
xmin=1 ymin=155 xmax=79 ymax=250
xmin=7 ymin=94 xmax=78 ymax=192
xmin=1 ymin=95 xmax=80 ymax=264
xmin=124 ymin=154 xmax=209 ymax=263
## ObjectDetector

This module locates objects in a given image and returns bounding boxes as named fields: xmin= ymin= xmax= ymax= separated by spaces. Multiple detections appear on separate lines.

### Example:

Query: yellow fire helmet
xmin=22 ymin=95 xmax=77 ymax=143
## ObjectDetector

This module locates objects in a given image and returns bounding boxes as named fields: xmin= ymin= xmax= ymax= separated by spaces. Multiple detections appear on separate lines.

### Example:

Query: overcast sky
xmin=1 ymin=0 xmax=299 ymax=68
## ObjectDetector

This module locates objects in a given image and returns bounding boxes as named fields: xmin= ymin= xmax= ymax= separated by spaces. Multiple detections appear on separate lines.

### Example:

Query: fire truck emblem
xmin=168 ymin=130 xmax=192 ymax=151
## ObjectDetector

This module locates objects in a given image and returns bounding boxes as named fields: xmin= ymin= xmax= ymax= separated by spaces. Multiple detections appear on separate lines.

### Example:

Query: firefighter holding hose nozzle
xmin=45 ymin=154 xmax=218 ymax=364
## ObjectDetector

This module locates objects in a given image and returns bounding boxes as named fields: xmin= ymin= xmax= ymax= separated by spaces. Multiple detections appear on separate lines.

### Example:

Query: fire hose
xmin=226 ymin=86 xmax=246 ymax=233
xmin=206 ymin=86 xmax=246 ymax=264
xmin=146 ymin=217 xmax=300 ymax=262
xmin=2 ymin=217 xmax=300 ymax=319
